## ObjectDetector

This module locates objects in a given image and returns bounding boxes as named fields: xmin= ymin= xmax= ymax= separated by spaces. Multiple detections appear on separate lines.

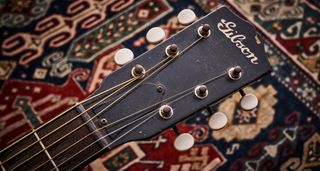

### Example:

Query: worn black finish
xmin=90 ymin=6 xmax=271 ymax=150
xmin=0 ymin=6 xmax=271 ymax=171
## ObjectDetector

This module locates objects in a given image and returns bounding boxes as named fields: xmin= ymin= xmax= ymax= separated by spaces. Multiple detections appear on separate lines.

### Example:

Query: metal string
xmin=6 ymin=56 xmax=170 ymax=171
xmin=4 ymin=36 xmax=204 ymax=171
xmin=44 ymin=71 xmax=228 ymax=171
xmin=64 ymin=71 xmax=228 ymax=171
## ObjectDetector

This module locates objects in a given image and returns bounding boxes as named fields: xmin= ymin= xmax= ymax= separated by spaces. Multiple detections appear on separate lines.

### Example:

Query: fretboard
xmin=0 ymin=105 xmax=108 ymax=171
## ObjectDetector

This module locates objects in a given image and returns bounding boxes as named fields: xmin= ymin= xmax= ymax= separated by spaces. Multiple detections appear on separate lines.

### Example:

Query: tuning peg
xmin=177 ymin=9 xmax=196 ymax=25
xmin=208 ymin=112 xmax=228 ymax=130
xmin=114 ymin=48 xmax=134 ymax=65
xmin=172 ymin=126 xmax=194 ymax=151
xmin=146 ymin=27 xmax=166 ymax=44
xmin=239 ymin=89 xmax=258 ymax=111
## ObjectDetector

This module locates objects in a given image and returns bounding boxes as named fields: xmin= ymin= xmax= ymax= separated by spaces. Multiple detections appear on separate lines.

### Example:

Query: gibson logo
xmin=217 ymin=19 xmax=258 ymax=64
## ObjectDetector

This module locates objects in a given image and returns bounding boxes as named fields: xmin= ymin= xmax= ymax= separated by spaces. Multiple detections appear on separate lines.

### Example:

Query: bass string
xmin=0 ymin=78 xmax=134 ymax=155
xmin=34 ymin=69 xmax=202 ymax=170
xmin=8 ymin=36 xmax=204 ymax=170
xmin=3 ymin=45 xmax=172 ymax=166
xmin=6 ymin=44 xmax=174 ymax=170
xmin=51 ymin=71 xmax=228 ymax=171
xmin=3 ymin=77 xmax=138 ymax=167
xmin=56 ymin=81 xmax=194 ymax=171
xmin=6 ymin=57 xmax=171 ymax=170
xmin=34 ymin=103 xmax=158 ymax=171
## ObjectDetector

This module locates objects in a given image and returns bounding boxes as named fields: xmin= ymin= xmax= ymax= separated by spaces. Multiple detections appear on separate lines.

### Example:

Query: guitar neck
xmin=0 ymin=105 xmax=107 ymax=171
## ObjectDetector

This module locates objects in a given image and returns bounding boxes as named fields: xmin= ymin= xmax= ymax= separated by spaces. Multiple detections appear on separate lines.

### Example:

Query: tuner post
xmin=198 ymin=24 xmax=211 ymax=38
xmin=194 ymin=85 xmax=208 ymax=99
xmin=131 ymin=64 xmax=145 ymax=78
xmin=228 ymin=66 xmax=242 ymax=80
xmin=165 ymin=44 xmax=179 ymax=58
xmin=159 ymin=105 xmax=173 ymax=119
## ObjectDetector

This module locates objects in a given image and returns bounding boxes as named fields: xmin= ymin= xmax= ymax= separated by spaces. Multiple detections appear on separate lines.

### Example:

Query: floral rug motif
xmin=0 ymin=0 xmax=319 ymax=170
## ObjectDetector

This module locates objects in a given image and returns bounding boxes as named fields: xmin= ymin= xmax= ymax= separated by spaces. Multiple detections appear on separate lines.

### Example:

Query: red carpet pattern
xmin=0 ymin=0 xmax=319 ymax=170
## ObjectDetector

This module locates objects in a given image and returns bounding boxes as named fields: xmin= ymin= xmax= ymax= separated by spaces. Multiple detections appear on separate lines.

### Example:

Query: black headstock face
xmin=85 ymin=6 xmax=271 ymax=148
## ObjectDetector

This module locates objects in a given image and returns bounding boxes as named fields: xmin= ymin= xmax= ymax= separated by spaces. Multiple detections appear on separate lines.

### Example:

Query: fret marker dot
xmin=146 ymin=27 xmax=166 ymax=44
xmin=177 ymin=9 xmax=196 ymax=25
xmin=114 ymin=48 xmax=134 ymax=65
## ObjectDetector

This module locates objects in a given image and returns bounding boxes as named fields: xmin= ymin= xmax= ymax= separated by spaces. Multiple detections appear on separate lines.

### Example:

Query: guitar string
xmin=37 ymin=71 xmax=227 ymax=171
xmin=34 ymin=103 xmax=157 ymax=171
xmin=0 ymin=78 xmax=134 ymax=154
xmin=1 ymin=77 xmax=138 ymax=164
xmin=61 ymin=71 xmax=228 ymax=171
xmin=3 ymin=45 xmax=173 ymax=164
xmin=7 ymin=37 xmax=204 ymax=171
xmin=2 ymin=52 xmax=170 ymax=165
xmin=3 ymin=57 xmax=167 ymax=164
xmin=5 ymin=57 xmax=168 ymax=170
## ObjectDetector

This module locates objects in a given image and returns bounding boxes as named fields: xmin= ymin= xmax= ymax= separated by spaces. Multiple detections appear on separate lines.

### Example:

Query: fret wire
xmin=0 ymin=161 xmax=6 ymax=171
xmin=1 ymin=78 xmax=136 ymax=166
xmin=31 ymin=54 xmax=175 ymax=170
xmin=61 ymin=71 xmax=211 ymax=171
xmin=41 ymin=67 xmax=228 ymax=171
xmin=0 ymin=78 xmax=134 ymax=155
xmin=8 ymin=53 xmax=172 ymax=170
xmin=33 ymin=103 xmax=158 ymax=171
xmin=67 ymin=71 xmax=228 ymax=171
xmin=6 ymin=55 xmax=170 ymax=170
xmin=32 ymin=130 xmax=59 ymax=171
xmin=7 ymin=36 xmax=204 ymax=170
xmin=66 ymin=72 xmax=228 ymax=170
xmin=6 ymin=78 xmax=137 ymax=171
xmin=5 ymin=46 xmax=171 ymax=170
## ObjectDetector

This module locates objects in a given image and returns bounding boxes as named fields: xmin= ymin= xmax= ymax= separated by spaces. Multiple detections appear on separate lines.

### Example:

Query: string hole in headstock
xmin=194 ymin=85 xmax=208 ymax=99
xmin=228 ymin=66 xmax=242 ymax=80
xmin=165 ymin=44 xmax=179 ymax=58
xmin=159 ymin=105 xmax=174 ymax=120
xmin=131 ymin=64 xmax=146 ymax=78
xmin=197 ymin=24 xmax=211 ymax=38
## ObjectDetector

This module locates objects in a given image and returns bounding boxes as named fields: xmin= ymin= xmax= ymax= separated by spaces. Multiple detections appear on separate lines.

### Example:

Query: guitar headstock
xmin=85 ymin=6 xmax=271 ymax=149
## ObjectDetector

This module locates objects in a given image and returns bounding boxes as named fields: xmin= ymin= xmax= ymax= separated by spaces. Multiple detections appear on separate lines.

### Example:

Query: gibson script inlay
xmin=217 ymin=19 xmax=259 ymax=64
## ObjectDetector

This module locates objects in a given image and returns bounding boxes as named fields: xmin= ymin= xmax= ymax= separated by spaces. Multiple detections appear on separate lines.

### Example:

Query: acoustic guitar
xmin=0 ymin=6 xmax=271 ymax=171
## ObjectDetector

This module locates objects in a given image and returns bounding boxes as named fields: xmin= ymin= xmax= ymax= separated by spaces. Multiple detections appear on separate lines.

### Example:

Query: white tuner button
xmin=146 ymin=27 xmax=166 ymax=44
xmin=208 ymin=112 xmax=228 ymax=130
xmin=174 ymin=133 xmax=194 ymax=151
xmin=240 ymin=93 xmax=258 ymax=111
xmin=114 ymin=48 xmax=134 ymax=65
xmin=177 ymin=9 xmax=196 ymax=25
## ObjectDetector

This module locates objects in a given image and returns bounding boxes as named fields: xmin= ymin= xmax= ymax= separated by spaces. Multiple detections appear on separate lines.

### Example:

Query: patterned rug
xmin=0 ymin=0 xmax=319 ymax=170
